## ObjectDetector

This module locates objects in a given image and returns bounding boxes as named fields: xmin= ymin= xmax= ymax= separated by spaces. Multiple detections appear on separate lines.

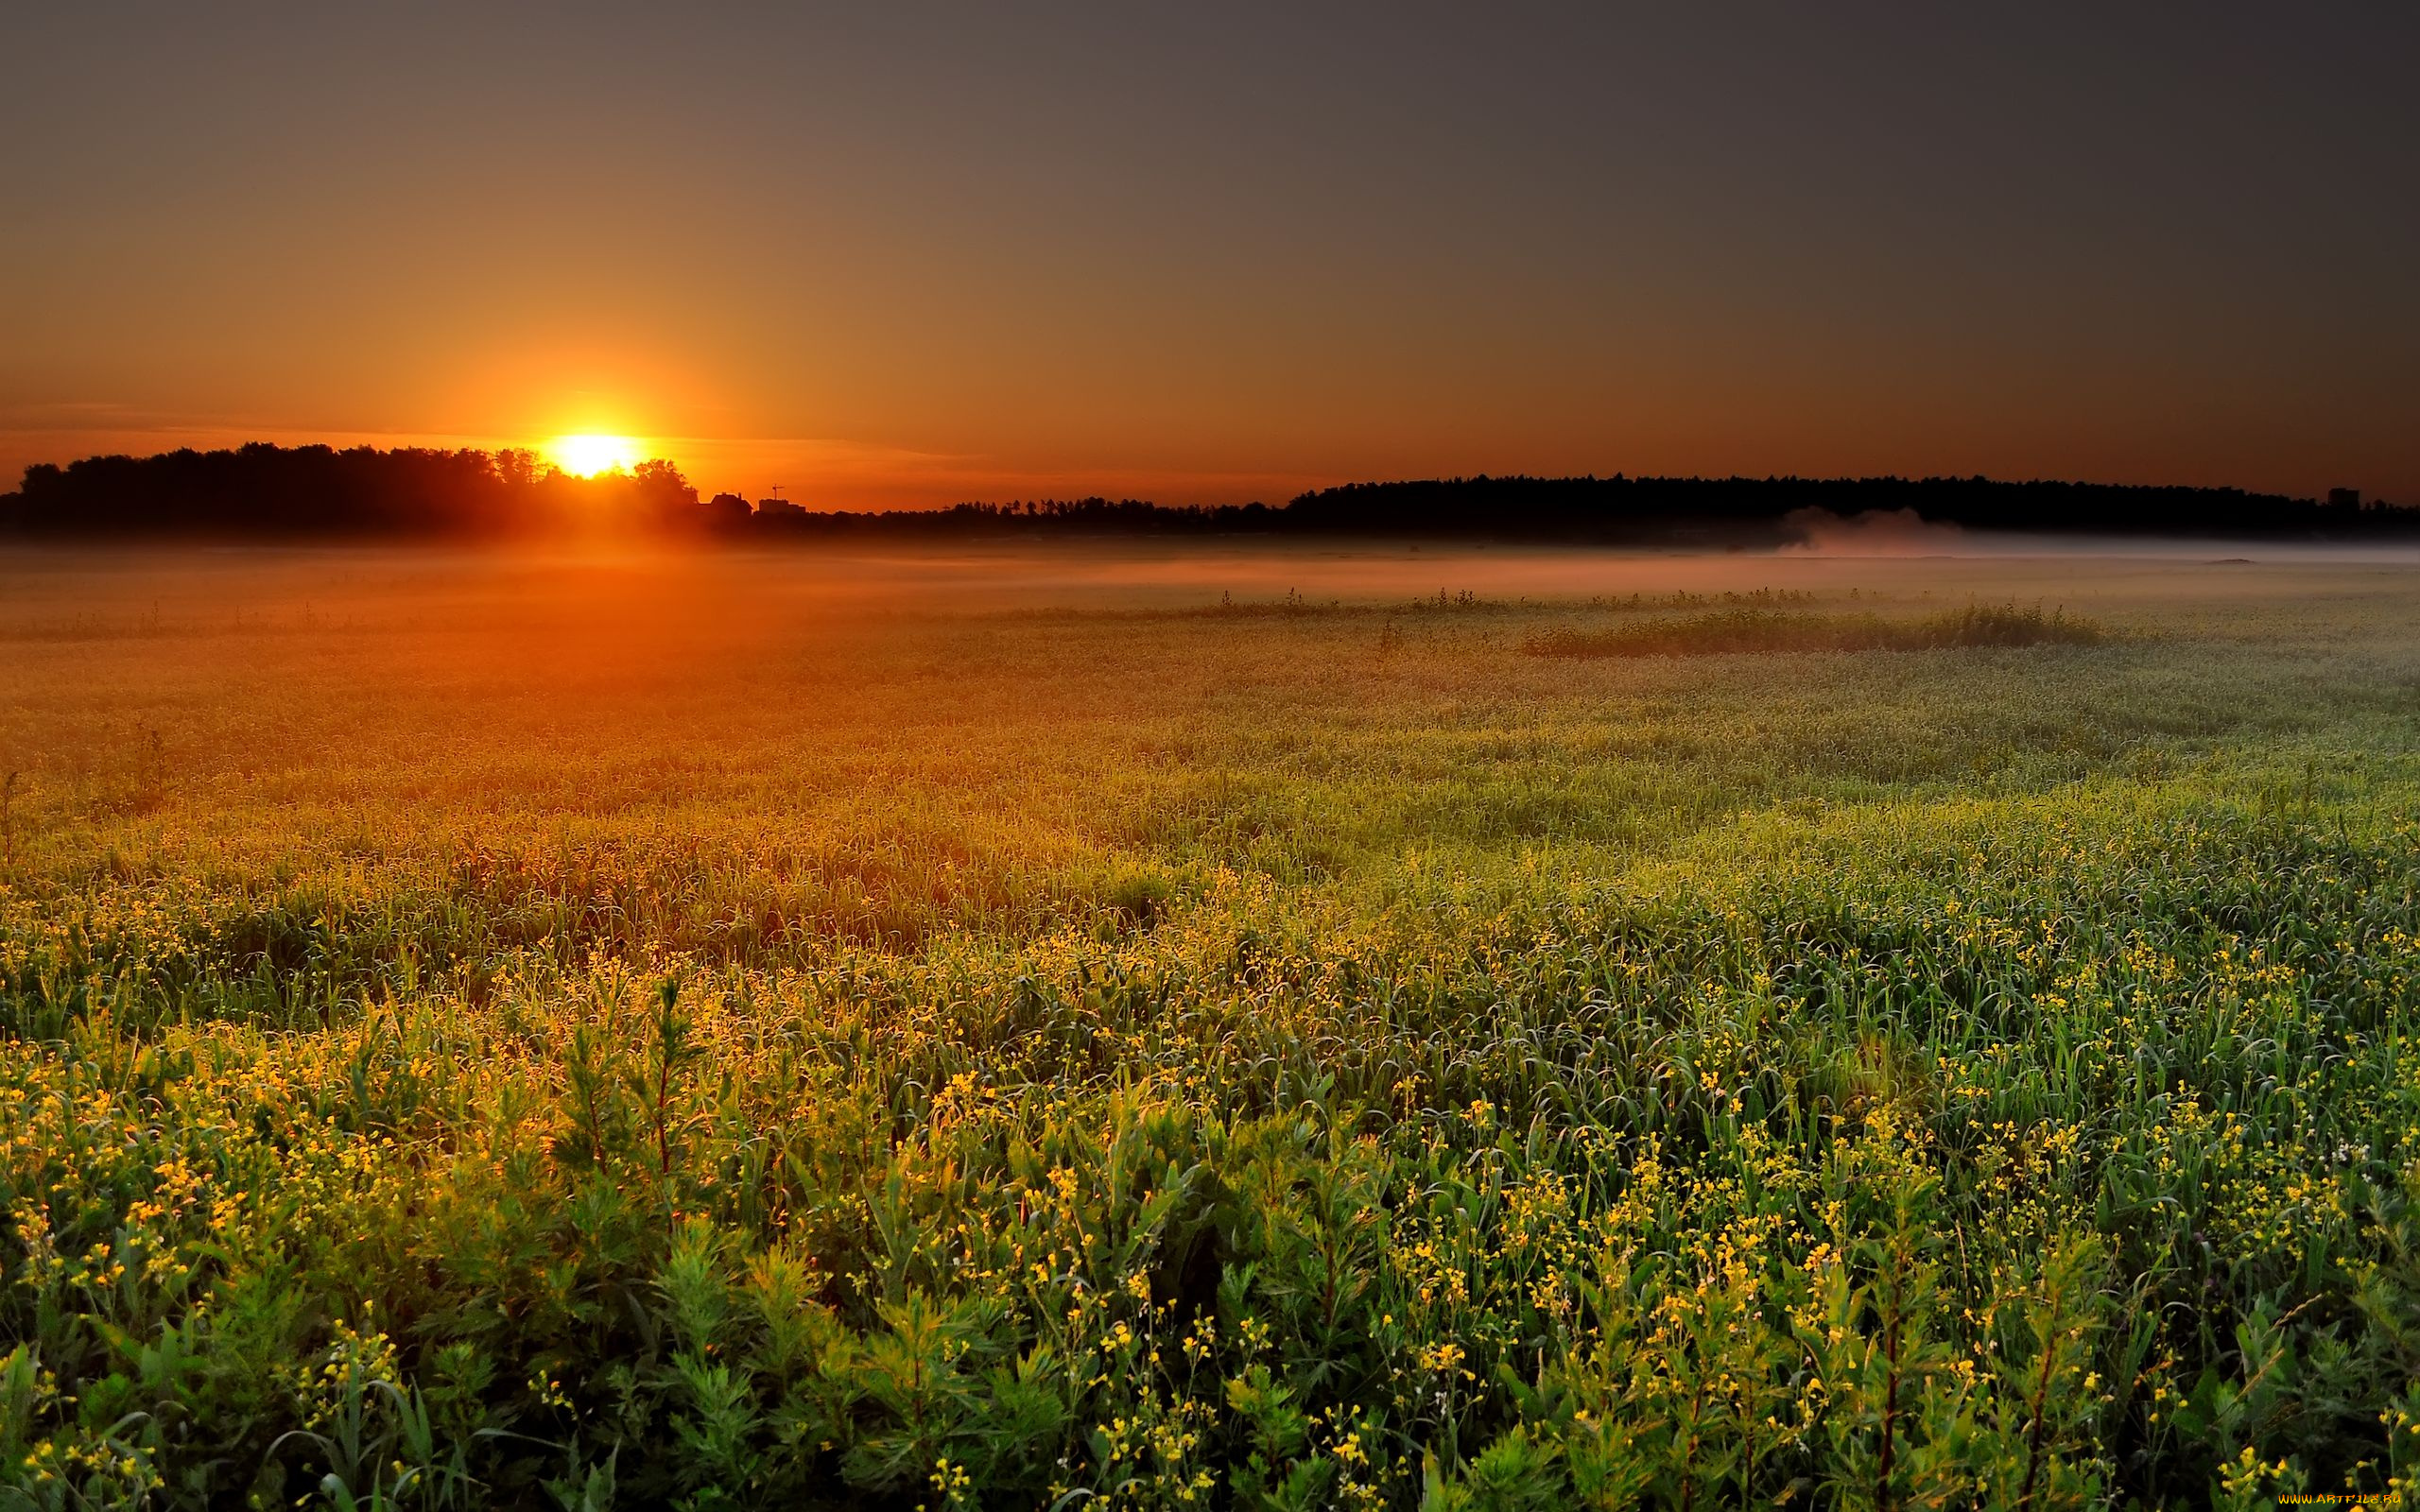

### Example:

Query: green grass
xmin=1524 ymin=601 xmax=2105 ymax=659
xmin=2 ymin=546 xmax=2418 ymax=1509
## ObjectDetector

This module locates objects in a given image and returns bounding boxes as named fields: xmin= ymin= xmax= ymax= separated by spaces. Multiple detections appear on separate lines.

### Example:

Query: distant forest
xmin=0 ymin=445 xmax=700 ymax=539
xmin=3 ymin=442 xmax=2413 ymax=542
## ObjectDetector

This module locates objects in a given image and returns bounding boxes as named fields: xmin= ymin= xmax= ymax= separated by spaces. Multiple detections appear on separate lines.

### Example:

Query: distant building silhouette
xmin=754 ymin=497 xmax=806 ymax=523
xmin=2329 ymin=488 xmax=2362 ymax=509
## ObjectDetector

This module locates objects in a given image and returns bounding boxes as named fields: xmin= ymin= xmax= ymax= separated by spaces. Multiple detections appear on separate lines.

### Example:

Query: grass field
xmin=4 ymin=542 xmax=2419 ymax=1510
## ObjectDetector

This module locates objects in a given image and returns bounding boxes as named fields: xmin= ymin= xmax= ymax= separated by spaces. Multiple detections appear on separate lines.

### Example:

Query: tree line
xmin=1283 ymin=473 xmax=2414 ymax=540
xmin=0 ymin=444 xmax=701 ymax=539
xmin=2 ymin=443 xmax=2411 ymax=541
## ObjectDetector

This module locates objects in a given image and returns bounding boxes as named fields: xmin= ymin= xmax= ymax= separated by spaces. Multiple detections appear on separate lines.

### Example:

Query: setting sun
xmin=546 ymin=433 xmax=642 ymax=477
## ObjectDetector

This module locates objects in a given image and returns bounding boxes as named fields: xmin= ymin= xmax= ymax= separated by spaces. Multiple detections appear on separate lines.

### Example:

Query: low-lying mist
xmin=5 ymin=534 xmax=2415 ymax=640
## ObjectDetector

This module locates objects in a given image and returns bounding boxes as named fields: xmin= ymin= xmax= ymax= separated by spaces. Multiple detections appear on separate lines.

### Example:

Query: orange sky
xmin=4 ymin=8 xmax=2413 ymax=509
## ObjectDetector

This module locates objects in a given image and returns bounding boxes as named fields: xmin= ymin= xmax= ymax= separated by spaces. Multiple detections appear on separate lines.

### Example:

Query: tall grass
xmin=1526 ymin=601 xmax=2104 ymax=659
xmin=0 ymin=551 xmax=2415 ymax=1508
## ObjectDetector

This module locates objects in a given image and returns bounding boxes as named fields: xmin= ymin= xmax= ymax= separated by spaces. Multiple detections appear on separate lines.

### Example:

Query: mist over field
xmin=10 ymin=537 xmax=2414 ymax=692
xmin=7 ymin=539 xmax=2420 ymax=1505
xmin=7 ymin=0 xmax=2419 ymax=1502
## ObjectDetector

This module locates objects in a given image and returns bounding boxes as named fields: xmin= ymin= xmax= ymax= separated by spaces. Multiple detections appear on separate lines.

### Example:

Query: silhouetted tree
xmin=0 ymin=444 xmax=703 ymax=539
xmin=1 ymin=450 xmax=2410 ymax=542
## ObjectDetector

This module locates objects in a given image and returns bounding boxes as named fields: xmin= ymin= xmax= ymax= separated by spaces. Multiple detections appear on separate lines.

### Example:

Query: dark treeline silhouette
xmin=4 ymin=445 xmax=2414 ymax=542
xmin=0 ymin=443 xmax=700 ymax=539
xmin=1282 ymin=474 xmax=2416 ymax=541
xmin=707 ymin=495 xmax=1281 ymax=536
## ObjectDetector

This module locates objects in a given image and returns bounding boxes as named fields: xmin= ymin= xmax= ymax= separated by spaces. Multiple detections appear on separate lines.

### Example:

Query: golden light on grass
xmin=4 ymin=548 xmax=2416 ymax=1501
xmin=546 ymin=433 xmax=643 ymax=476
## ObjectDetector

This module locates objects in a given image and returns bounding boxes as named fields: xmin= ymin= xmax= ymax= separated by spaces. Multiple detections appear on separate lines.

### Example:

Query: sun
xmin=546 ymin=433 xmax=643 ymax=477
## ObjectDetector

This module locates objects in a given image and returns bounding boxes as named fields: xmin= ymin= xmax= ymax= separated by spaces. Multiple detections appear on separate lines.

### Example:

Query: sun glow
xmin=547 ymin=433 xmax=643 ymax=476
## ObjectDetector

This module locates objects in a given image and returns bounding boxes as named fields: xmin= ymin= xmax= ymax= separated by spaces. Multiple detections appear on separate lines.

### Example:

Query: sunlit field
xmin=5 ymin=542 xmax=2420 ymax=1509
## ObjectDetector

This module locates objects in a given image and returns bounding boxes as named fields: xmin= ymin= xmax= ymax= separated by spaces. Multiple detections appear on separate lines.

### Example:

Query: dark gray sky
xmin=4 ymin=3 xmax=2412 ymax=506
